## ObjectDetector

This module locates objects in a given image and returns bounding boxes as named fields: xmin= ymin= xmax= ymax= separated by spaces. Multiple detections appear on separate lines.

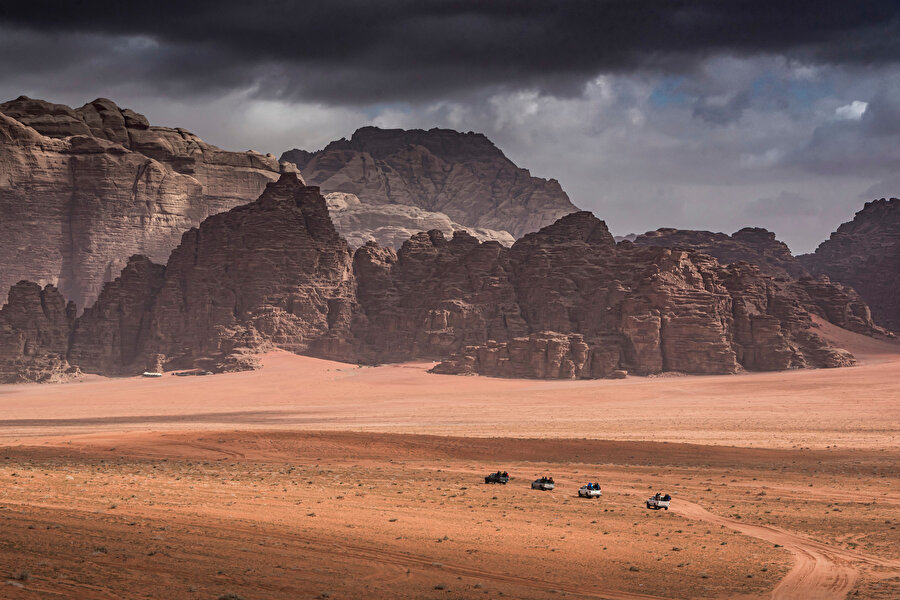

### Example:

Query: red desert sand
xmin=0 ymin=320 xmax=898 ymax=599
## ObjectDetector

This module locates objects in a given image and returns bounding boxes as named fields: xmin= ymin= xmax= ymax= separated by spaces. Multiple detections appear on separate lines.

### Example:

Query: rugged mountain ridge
xmin=635 ymin=227 xmax=807 ymax=280
xmin=325 ymin=192 xmax=515 ymax=249
xmin=435 ymin=216 xmax=857 ymax=378
xmin=633 ymin=226 xmax=888 ymax=337
xmin=281 ymin=126 xmax=578 ymax=238
xmin=799 ymin=198 xmax=900 ymax=331
xmin=1 ymin=177 xmax=868 ymax=382
xmin=0 ymin=96 xmax=286 ymax=310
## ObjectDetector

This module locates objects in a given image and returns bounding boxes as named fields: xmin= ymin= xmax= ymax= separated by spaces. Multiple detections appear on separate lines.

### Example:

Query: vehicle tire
xmin=664 ymin=507 xmax=668 ymax=510
xmin=646 ymin=502 xmax=651 ymax=509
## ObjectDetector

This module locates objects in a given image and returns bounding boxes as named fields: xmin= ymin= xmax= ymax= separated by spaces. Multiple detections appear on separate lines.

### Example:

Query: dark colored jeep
xmin=485 ymin=471 xmax=510 ymax=484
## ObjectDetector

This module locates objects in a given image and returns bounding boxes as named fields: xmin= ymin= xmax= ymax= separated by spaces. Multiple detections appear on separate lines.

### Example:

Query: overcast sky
xmin=2 ymin=1 xmax=900 ymax=252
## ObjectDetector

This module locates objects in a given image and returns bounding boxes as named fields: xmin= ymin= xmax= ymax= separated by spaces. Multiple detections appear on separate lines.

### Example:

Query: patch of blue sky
xmin=649 ymin=76 xmax=690 ymax=108
xmin=750 ymin=72 xmax=833 ymax=110
xmin=362 ymin=102 xmax=412 ymax=119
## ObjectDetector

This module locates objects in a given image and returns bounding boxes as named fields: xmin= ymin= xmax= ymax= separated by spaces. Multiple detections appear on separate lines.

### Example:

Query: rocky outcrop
xmin=0 ymin=192 xmax=865 ymax=381
xmin=635 ymin=227 xmax=807 ymax=279
xmin=138 ymin=173 xmax=356 ymax=371
xmin=799 ymin=198 xmax=900 ymax=331
xmin=351 ymin=230 xmax=528 ymax=362
xmin=431 ymin=332 xmax=596 ymax=379
xmin=0 ymin=282 xmax=77 ymax=383
xmin=282 ymin=126 xmax=578 ymax=238
xmin=61 ymin=173 xmax=356 ymax=375
xmin=634 ymin=226 xmax=889 ymax=338
xmin=325 ymin=192 xmax=515 ymax=249
xmin=68 ymin=255 xmax=166 ymax=375
xmin=0 ymin=96 xmax=285 ymax=310
xmin=432 ymin=213 xmax=856 ymax=379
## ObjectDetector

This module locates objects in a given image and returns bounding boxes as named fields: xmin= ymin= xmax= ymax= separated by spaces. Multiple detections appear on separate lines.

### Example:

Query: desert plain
xmin=0 ymin=321 xmax=898 ymax=600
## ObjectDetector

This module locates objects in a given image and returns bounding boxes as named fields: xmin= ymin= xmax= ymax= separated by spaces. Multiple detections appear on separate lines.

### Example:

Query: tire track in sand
xmin=674 ymin=499 xmax=900 ymax=600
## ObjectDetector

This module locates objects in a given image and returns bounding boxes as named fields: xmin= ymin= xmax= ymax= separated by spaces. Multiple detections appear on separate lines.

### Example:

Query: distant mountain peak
xmin=281 ymin=126 xmax=577 ymax=238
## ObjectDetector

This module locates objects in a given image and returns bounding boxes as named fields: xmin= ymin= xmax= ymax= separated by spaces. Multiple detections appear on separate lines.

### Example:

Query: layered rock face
xmin=141 ymin=174 xmax=356 ymax=371
xmin=282 ymin=126 xmax=578 ymax=238
xmin=634 ymin=226 xmax=888 ymax=337
xmin=799 ymin=198 xmax=900 ymax=331
xmin=68 ymin=255 xmax=166 ymax=375
xmin=0 ymin=96 xmax=283 ymax=310
xmin=430 ymin=332 xmax=595 ymax=379
xmin=0 ymin=186 xmax=866 ymax=381
xmin=325 ymin=192 xmax=515 ymax=249
xmin=63 ymin=174 xmax=356 ymax=375
xmin=433 ymin=213 xmax=855 ymax=379
xmin=635 ymin=227 xmax=807 ymax=279
xmin=352 ymin=230 xmax=528 ymax=362
xmin=0 ymin=282 xmax=76 ymax=383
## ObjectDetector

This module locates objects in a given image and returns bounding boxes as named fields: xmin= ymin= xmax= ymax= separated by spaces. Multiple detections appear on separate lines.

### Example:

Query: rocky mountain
xmin=635 ymin=227 xmax=807 ymax=280
xmin=0 ymin=177 xmax=876 ymax=382
xmin=0 ymin=96 xmax=286 ymax=310
xmin=632 ymin=226 xmax=888 ymax=337
xmin=281 ymin=126 xmax=578 ymax=238
xmin=799 ymin=198 xmax=900 ymax=331
xmin=434 ymin=215 xmax=856 ymax=378
xmin=0 ymin=281 xmax=76 ymax=383
xmin=70 ymin=174 xmax=357 ymax=375
xmin=325 ymin=192 xmax=515 ymax=249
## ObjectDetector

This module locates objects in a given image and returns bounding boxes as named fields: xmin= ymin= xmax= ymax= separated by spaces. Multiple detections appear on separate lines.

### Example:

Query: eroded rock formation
xmin=635 ymin=227 xmax=806 ymax=280
xmin=282 ymin=126 xmax=578 ymax=238
xmin=68 ymin=255 xmax=166 ymax=375
xmin=351 ymin=230 xmax=527 ymax=362
xmin=799 ymin=198 xmax=900 ymax=331
xmin=0 ymin=282 xmax=77 ymax=383
xmin=634 ymin=226 xmax=888 ymax=337
xmin=324 ymin=192 xmax=515 ymax=249
xmin=0 ymin=183 xmax=869 ymax=382
xmin=141 ymin=173 xmax=357 ymax=371
xmin=0 ymin=96 xmax=284 ymax=310
xmin=435 ymin=215 xmax=854 ymax=379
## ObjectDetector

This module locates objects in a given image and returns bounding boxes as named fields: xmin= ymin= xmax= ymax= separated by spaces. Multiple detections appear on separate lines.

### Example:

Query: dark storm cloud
xmin=1 ymin=0 xmax=899 ymax=104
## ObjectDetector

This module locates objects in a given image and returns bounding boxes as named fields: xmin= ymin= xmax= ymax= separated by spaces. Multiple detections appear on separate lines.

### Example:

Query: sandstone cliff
xmin=432 ymin=214 xmax=855 ymax=379
xmin=799 ymin=198 xmax=900 ymax=331
xmin=68 ymin=255 xmax=165 ymax=375
xmin=633 ymin=226 xmax=888 ymax=337
xmin=282 ymin=126 xmax=578 ymax=238
xmin=0 ymin=186 xmax=868 ymax=382
xmin=352 ymin=230 xmax=528 ymax=363
xmin=0 ymin=96 xmax=284 ymax=310
xmin=0 ymin=282 xmax=76 ymax=383
xmin=62 ymin=173 xmax=357 ymax=375
xmin=635 ymin=227 xmax=807 ymax=279
xmin=325 ymin=192 xmax=515 ymax=249
xmin=141 ymin=174 xmax=357 ymax=371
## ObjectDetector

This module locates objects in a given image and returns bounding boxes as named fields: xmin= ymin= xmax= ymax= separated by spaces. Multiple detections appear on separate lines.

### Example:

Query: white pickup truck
xmin=532 ymin=477 xmax=555 ymax=491
xmin=646 ymin=493 xmax=671 ymax=510
xmin=578 ymin=483 xmax=602 ymax=498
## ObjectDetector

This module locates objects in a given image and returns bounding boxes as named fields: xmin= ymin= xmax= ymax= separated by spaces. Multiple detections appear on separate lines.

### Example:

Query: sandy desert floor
xmin=0 ymin=321 xmax=898 ymax=599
